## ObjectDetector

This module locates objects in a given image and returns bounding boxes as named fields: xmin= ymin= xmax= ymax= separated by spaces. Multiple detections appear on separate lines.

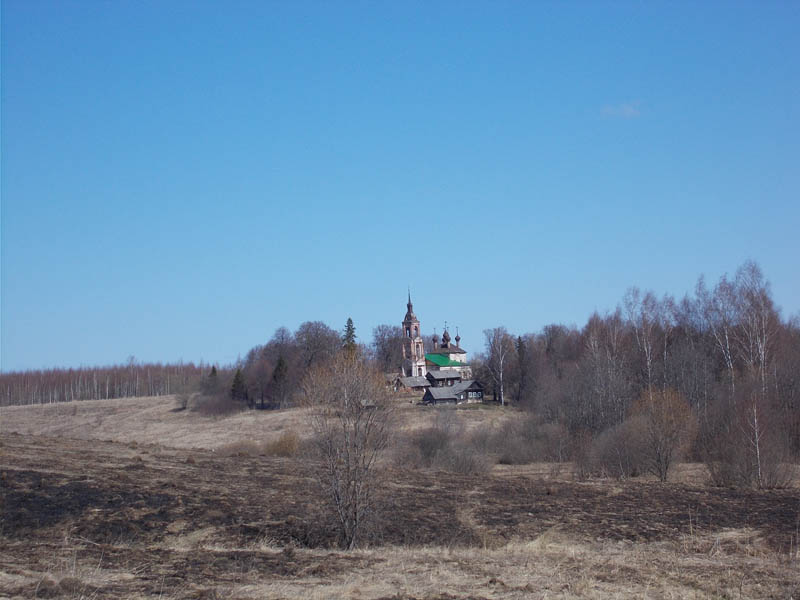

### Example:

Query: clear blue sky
xmin=2 ymin=1 xmax=798 ymax=371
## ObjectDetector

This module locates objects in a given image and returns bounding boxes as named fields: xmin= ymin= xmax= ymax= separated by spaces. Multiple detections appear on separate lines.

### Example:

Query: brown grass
xmin=0 ymin=395 xmax=519 ymax=451
xmin=215 ymin=431 xmax=300 ymax=458
xmin=2 ymin=398 xmax=799 ymax=599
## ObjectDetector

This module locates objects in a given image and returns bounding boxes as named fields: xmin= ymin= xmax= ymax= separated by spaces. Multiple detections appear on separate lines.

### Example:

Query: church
xmin=394 ymin=294 xmax=484 ymax=404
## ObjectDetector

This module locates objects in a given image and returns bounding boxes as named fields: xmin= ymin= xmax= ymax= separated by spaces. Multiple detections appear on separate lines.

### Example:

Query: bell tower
xmin=401 ymin=291 xmax=426 ymax=377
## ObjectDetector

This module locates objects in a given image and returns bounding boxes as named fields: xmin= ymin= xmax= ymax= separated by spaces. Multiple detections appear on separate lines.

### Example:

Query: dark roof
xmin=426 ymin=370 xmax=462 ymax=381
xmin=451 ymin=380 xmax=483 ymax=394
xmin=423 ymin=380 xmax=482 ymax=401
xmin=397 ymin=376 xmax=430 ymax=388
xmin=427 ymin=346 xmax=467 ymax=355
xmin=423 ymin=387 xmax=459 ymax=401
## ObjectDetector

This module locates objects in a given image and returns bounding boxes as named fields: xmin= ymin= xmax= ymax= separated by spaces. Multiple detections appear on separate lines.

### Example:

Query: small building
xmin=422 ymin=380 xmax=485 ymax=405
xmin=425 ymin=369 xmax=462 ymax=388
xmin=394 ymin=375 xmax=431 ymax=393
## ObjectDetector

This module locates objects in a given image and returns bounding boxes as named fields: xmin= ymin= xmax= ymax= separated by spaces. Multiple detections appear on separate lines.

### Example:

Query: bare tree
xmin=371 ymin=324 xmax=404 ymax=373
xmin=733 ymin=261 xmax=779 ymax=397
xmin=624 ymin=288 xmax=660 ymax=400
xmin=581 ymin=310 xmax=630 ymax=431
xmin=631 ymin=388 xmax=695 ymax=482
xmin=302 ymin=353 xmax=393 ymax=549
xmin=295 ymin=321 xmax=341 ymax=367
xmin=485 ymin=327 xmax=514 ymax=406
xmin=697 ymin=275 xmax=738 ymax=406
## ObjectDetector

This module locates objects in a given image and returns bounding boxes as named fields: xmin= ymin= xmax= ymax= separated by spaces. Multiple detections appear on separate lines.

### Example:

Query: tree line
xmin=0 ymin=359 xmax=204 ymax=406
xmin=3 ymin=260 xmax=797 ymax=488
xmin=474 ymin=260 xmax=799 ymax=487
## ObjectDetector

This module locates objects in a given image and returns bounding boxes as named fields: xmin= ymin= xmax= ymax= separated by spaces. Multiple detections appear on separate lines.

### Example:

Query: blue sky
xmin=2 ymin=1 xmax=798 ymax=371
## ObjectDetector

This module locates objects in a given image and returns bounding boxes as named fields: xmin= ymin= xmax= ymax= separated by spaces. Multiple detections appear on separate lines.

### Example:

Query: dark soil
xmin=1 ymin=432 xmax=798 ymax=599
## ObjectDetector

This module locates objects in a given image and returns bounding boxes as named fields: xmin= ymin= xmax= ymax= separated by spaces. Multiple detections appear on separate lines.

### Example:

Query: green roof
xmin=425 ymin=353 xmax=464 ymax=367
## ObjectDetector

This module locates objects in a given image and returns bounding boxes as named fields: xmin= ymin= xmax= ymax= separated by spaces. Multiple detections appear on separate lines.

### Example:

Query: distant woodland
xmin=0 ymin=360 xmax=203 ymax=406
xmin=3 ymin=260 xmax=798 ymax=487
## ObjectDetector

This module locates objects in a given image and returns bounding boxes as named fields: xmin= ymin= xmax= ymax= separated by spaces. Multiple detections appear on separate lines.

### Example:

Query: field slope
xmin=1 ymin=397 xmax=798 ymax=599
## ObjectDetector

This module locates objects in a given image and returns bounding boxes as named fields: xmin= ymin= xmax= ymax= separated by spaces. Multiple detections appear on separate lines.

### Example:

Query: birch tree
xmin=485 ymin=327 xmax=514 ymax=406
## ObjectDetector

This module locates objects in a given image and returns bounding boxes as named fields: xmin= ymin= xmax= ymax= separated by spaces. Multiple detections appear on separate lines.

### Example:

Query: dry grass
xmin=216 ymin=430 xmax=301 ymax=458
xmin=0 ymin=395 xmax=519 ymax=451
xmin=242 ymin=534 xmax=799 ymax=599
xmin=2 ymin=398 xmax=799 ymax=599
xmin=5 ymin=530 xmax=798 ymax=599
xmin=0 ymin=395 xmax=317 ymax=449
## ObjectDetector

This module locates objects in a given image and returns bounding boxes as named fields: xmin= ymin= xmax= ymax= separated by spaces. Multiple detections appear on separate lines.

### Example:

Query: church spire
xmin=400 ymin=290 xmax=425 ymax=377
xmin=405 ymin=287 xmax=416 ymax=320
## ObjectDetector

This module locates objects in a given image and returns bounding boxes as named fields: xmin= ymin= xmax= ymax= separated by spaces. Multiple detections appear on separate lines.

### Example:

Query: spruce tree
xmin=230 ymin=367 xmax=248 ymax=405
xmin=203 ymin=365 xmax=219 ymax=395
xmin=271 ymin=355 xmax=289 ymax=408
xmin=342 ymin=317 xmax=357 ymax=356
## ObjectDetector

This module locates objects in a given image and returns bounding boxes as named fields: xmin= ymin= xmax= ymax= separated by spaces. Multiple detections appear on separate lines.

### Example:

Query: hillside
xmin=0 ymin=395 xmax=514 ymax=450
xmin=2 ymin=397 xmax=799 ymax=599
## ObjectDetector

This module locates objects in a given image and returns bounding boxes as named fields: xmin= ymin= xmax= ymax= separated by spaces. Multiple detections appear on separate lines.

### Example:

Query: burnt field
xmin=2 ymin=432 xmax=799 ymax=599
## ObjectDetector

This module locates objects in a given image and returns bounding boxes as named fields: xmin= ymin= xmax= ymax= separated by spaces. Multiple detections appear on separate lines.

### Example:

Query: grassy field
xmin=0 ymin=394 xmax=512 ymax=449
xmin=1 ymin=396 xmax=799 ymax=599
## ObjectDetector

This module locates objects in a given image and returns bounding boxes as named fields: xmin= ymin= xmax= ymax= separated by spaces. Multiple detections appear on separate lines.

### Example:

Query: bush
xmin=216 ymin=440 xmax=262 ymax=457
xmin=583 ymin=419 xmax=647 ymax=480
xmin=702 ymin=395 xmax=794 ymax=489
xmin=489 ymin=416 xmax=571 ymax=465
xmin=393 ymin=415 xmax=492 ymax=475
xmin=414 ymin=426 xmax=452 ymax=467
xmin=175 ymin=391 xmax=197 ymax=411
xmin=264 ymin=430 xmax=300 ymax=457
xmin=704 ymin=427 xmax=793 ymax=489
xmin=192 ymin=393 xmax=243 ymax=417
xmin=630 ymin=389 xmax=696 ymax=482
xmin=595 ymin=420 xmax=646 ymax=479
xmin=439 ymin=444 xmax=491 ymax=475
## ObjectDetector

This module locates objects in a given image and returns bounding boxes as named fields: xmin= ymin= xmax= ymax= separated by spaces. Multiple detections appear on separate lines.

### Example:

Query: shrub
xmin=702 ymin=394 xmax=794 ymax=489
xmin=704 ymin=427 xmax=793 ymax=489
xmin=192 ymin=393 xmax=243 ymax=417
xmin=630 ymin=389 xmax=696 ymax=482
xmin=490 ymin=415 xmax=571 ymax=465
xmin=264 ymin=430 xmax=300 ymax=457
xmin=438 ymin=444 xmax=491 ymax=475
xmin=216 ymin=440 xmax=262 ymax=457
xmin=588 ymin=419 xmax=647 ymax=480
xmin=414 ymin=426 xmax=452 ymax=467
xmin=394 ymin=420 xmax=492 ymax=475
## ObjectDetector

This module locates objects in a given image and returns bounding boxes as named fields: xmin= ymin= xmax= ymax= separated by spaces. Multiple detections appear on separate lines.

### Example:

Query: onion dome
xmin=442 ymin=329 xmax=451 ymax=344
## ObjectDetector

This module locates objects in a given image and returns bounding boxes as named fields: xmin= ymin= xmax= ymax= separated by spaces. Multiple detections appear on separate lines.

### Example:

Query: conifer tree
xmin=202 ymin=365 xmax=219 ymax=395
xmin=230 ymin=367 xmax=248 ymax=405
xmin=271 ymin=355 xmax=289 ymax=407
xmin=343 ymin=317 xmax=357 ymax=356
